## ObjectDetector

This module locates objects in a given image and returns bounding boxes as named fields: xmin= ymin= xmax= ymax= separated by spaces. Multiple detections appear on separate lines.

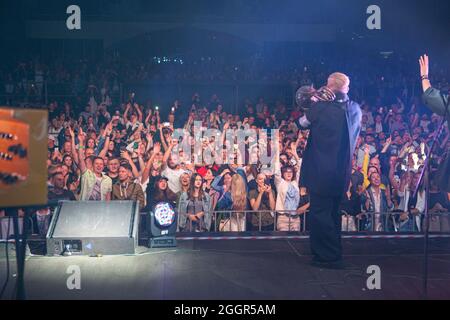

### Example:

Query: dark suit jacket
xmin=422 ymin=87 xmax=449 ymax=121
xmin=422 ymin=87 xmax=450 ymax=191
xmin=300 ymin=98 xmax=362 ymax=196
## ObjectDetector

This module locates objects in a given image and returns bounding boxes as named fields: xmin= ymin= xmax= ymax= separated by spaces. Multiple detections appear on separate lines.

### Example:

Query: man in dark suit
xmin=299 ymin=72 xmax=362 ymax=269
xmin=419 ymin=54 xmax=450 ymax=193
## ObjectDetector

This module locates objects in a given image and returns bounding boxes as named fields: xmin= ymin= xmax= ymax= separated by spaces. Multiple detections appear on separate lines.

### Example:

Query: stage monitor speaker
xmin=46 ymin=200 xmax=139 ymax=256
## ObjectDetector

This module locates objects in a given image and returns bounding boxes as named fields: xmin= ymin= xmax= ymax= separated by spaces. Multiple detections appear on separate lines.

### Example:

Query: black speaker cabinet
xmin=46 ymin=201 xmax=139 ymax=255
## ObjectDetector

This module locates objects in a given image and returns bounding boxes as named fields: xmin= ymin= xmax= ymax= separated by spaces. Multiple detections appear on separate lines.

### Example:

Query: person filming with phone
xmin=248 ymin=173 xmax=276 ymax=231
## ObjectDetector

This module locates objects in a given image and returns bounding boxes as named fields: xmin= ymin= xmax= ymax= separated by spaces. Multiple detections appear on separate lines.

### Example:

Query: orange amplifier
xmin=0 ymin=109 xmax=29 ymax=188
xmin=0 ymin=107 xmax=48 ymax=207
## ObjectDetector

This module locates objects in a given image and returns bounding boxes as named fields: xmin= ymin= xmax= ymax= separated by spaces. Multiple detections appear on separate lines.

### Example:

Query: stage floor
xmin=1 ymin=237 xmax=450 ymax=299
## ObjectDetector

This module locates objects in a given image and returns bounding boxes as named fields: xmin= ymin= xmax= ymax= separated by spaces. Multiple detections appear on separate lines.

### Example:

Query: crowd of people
xmin=1 ymin=54 xmax=449 ymax=235
xmin=2 ymin=52 xmax=448 ymax=107
xmin=40 ymin=84 xmax=450 ymax=234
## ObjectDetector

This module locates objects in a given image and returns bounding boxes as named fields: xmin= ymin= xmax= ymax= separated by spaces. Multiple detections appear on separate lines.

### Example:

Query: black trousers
xmin=437 ymin=152 xmax=450 ymax=192
xmin=309 ymin=192 xmax=343 ymax=262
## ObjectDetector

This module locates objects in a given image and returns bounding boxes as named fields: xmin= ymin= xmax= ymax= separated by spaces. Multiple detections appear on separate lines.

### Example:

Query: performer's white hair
xmin=327 ymin=72 xmax=350 ymax=94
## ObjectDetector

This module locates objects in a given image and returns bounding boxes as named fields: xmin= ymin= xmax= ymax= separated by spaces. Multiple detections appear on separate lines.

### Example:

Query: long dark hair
xmin=152 ymin=178 xmax=177 ymax=203
xmin=188 ymin=173 xmax=204 ymax=200
xmin=249 ymin=164 xmax=259 ymax=180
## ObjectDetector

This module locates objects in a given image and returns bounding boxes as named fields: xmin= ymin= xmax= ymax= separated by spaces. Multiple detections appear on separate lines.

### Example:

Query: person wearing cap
xmin=299 ymin=72 xmax=362 ymax=269
xmin=112 ymin=163 xmax=145 ymax=211
xmin=146 ymin=175 xmax=178 ymax=211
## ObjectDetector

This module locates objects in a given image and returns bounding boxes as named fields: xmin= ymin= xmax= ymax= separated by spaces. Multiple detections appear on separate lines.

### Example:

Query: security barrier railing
xmin=1 ymin=209 xmax=450 ymax=240
xmin=180 ymin=210 xmax=450 ymax=234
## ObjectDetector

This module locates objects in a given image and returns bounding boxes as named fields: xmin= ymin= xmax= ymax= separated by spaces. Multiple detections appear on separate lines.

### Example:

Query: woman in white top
xmin=274 ymin=143 xmax=301 ymax=231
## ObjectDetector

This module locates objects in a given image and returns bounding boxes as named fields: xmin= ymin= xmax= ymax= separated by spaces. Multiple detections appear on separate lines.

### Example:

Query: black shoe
xmin=310 ymin=259 xmax=360 ymax=270
xmin=339 ymin=262 xmax=360 ymax=271
xmin=310 ymin=259 xmax=345 ymax=270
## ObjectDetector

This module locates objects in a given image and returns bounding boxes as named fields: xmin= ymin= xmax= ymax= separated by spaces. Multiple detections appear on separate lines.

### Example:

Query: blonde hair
xmin=231 ymin=174 xmax=247 ymax=211
xmin=327 ymin=72 xmax=350 ymax=94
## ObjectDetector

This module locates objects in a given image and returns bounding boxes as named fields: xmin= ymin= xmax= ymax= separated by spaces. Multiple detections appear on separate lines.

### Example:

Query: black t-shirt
xmin=97 ymin=113 xmax=109 ymax=128
xmin=388 ymin=144 xmax=400 ymax=156
xmin=299 ymin=193 xmax=310 ymax=208
xmin=48 ymin=189 xmax=76 ymax=201
xmin=144 ymin=175 xmax=158 ymax=210
xmin=107 ymin=174 xmax=119 ymax=185
xmin=243 ymin=109 xmax=256 ymax=119
xmin=248 ymin=189 xmax=275 ymax=226
xmin=381 ymin=174 xmax=390 ymax=189
xmin=429 ymin=191 xmax=450 ymax=210
xmin=351 ymin=171 xmax=364 ymax=192
xmin=339 ymin=191 xmax=361 ymax=216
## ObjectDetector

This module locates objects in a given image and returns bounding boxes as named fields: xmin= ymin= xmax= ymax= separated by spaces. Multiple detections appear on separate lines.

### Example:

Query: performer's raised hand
xmin=419 ymin=54 xmax=429 ymax=78
xmin=419 ymin=54 xmax=431 ymax=92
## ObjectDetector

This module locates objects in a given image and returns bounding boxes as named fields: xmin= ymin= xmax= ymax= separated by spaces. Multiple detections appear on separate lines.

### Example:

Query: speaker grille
xmin=52 ymin=201 xmax=135 ymax=238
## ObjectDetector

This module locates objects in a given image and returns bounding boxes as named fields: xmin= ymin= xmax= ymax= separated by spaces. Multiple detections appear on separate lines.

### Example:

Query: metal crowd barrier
xmin=340 ymin=211 xmax=450 ymax=233
xmin=180 ymin=210 xmax=450 ymax=234
xmin=0 ymin=216 xmax=35 ymax=240
xmin=1 ymin=208 xmax=450 ymax=241
xmin=176 ymin=210 xmax=308 ymax=233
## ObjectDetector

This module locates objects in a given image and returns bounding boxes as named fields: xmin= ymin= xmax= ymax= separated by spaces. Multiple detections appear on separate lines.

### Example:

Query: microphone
xmin=295 ymin=85 xmax=337 ymax=109
xmin=295 ymin=86 xmax=316 ymax=109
